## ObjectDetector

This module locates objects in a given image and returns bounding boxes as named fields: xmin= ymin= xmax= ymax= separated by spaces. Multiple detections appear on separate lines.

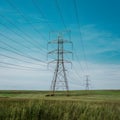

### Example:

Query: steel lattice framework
xmin=85 ymin=75 xmax=90 ymax=90
xmin=48 ymin=32 xmax=73 ymax=96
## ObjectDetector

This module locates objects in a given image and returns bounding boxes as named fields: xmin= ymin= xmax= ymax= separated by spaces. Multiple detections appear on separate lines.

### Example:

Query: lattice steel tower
xmin=85 ymin=75 xmax=90 ymax=90
xmin=48 ymin=32 xmax=72 ymax=96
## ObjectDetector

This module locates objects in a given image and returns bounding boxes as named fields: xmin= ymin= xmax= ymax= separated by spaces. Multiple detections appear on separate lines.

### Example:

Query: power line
xmin=0 ymin=53 xmax=45 ymax=66
xmin=0 ymin=61 xmax=45 ymax=70
xmin=0 ymin=21 xmax=46 ymax=53
xmin=67 ymin=41 xmax=85 ymax=78
xmin=59 ymin=17 xmax=85 ymax=75
xmin=67 ymin=75 xmax=84 ymax=87
xmin=72 ymin=67 xmax=83 ymax=79
xmin=73 ymin=0 xmax=89 ymax=74
xmin=0 ymin=32 xmax=31 ymax=50
xmin=6 ymin=0 xmax=42 ymax=35
xmin=32 ymin=0 xmax=54 ymax=31
xmin=0 ymin=65 xmax=47 ymax=71
xmin=5 ymin=0 xmax=49 ymax=48
xmin=0 ymin=44 xmax=46 ymax=65
xmin=0 ymin=65 xmax=37 ymax=71
xmin=0 ymin=14 xmax=47 ymax=53
xmin=0 ymin=32 xmax=46 ymax=63
xmin=73 ymin=48 xmax=85 ymax=73
xmin=0 ymin=22 xmax=31 ymax=44
xmin=0 ymin=31 xmax=46 ymax=59
xmin=54 ymin=0 xmax=67 ymax=30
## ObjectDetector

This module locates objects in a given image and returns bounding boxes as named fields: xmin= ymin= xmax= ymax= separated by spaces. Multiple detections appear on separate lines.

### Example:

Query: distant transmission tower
xmin=48 ymin=31 xmax=73 ymax=96
xmin=85 ymin=75 xmax=90 ymax=90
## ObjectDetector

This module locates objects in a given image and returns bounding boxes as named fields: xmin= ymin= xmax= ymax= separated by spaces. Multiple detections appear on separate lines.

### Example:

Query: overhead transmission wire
xmin=54 ymin=0 xmax=85 ymax=76
xmin=0 ymin=23 xmax=46 ymax=58
xmin=68 ymin=69 xmax=82 ymax=86
xmin=0 ymin=17 xmax=45 ymax=54
xmin=0 ymin=22 xmax=31 ymax=45
xmin=32 ymin=0 xmax=72 ymax=74
xmin=0 ymin=1 xmax=52 ymax=71
xmin=0 ymin=31 xmax=31 ymax=50
xmin=70 ymin=45 xmax=85 ymax=77
xmin=0 ymin=47 xmax=53 ymax=71
xmin=32 ymin=0 xmax=67 ymax=51
xmin=31 ymin=0 xmax=55 ymax=51
xmin=31 ymin=0 xmax=56 ymax=65
xmin=68 ymin=66 xmax=84 ymax=83
xmin=0 ymin=47 xmax=54 ymax=70
xmin=65 ymin=33 xmax=85 ymax=78
xmin=0 ymin=61 xmax=45 ymax=70
xmin=0 ymin=7 xmax=54 ymax=71
xmin=0 ymin=34 xmax=55 ymax=73
xmin=54 ymin=0 xmax=85 ymax=82
xmin=0 ymin=14 xmax=47 ymax=54
xmin=66 ymin=53 xmax=83 ymax=80
xmin=0 ymin=65 xmax=42 ymax=71
xmin=33 ymin=0 xmax=72 ymax=57
xmin=2 ymin=0 xmax=85 ymax=78
xmin=0 ymin=14 xmax=46 ymax=53
xmin=0 ymin=64 xmax=51 ymax=72
xmin=73 ymin=0 xmax=89 ymax=75
xmin=0 ymin=31 xmax=41 ymax=58
xmin=0 ymin=46 xmax=48 ymax=70
xmin=0 ymin=40 xmax=46 ymax=65
xmin=0 ymin=38 xmax=45 ymax=69
xmin=0 ymin=65 xmax=30 ymax=71
xmin=71 ymin=66 xmax=83 ymax=79
xmin=32 ymin=0 xmax=54 ymax=31
xmin=69 ymin=7 xmax=85 ymax=75
xmin=5 ymin=0 xmax=48 ymax=52
xmin=54 ymin=0 xmax=67 ymax=30
xmin=0 ymin=53 xmax=44 ymax=66
xmin=67 ymin=75 xmax=84 ymax=87
xmin=55 ymin=0 xmax=83 ymax=77
xmin=31 ymin=0 xmax=85 ymax=86
xmin=6 ymin=0 xmax=45 ymax=37
xmin=73 ymin=48 xmax=85 ymax=72
xmin=0 ymin=33 xmax=47 ymax=66
xmin=0 ymin=33 xmax=45 ymax=63
xmin=0 ymin=1 xmax=49 ymax=68
xmin=69 ymin=70 xmax=81 ymax=80
xmin=0 ymin=38 xmax=55 ymax=70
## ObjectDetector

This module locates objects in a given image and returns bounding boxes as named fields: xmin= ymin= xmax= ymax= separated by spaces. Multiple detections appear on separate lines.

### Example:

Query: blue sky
xmin=0 ymin=0 xmax=120 ymax=90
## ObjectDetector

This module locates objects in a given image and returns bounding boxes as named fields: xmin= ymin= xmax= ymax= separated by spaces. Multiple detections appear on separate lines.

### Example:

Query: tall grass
xmin=0 ymin=99 xmax=119 ymax=120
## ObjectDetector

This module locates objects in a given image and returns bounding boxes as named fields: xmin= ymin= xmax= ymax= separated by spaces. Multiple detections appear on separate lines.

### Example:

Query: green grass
xmin=0 ymin=90 xmax=120 ymax=120
xmin=0 ymin=90 xmax=120 ymax=102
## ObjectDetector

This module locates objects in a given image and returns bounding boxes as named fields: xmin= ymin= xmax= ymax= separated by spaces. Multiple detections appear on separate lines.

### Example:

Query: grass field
xmin=0 ymin=90 xmax=120 ymax=120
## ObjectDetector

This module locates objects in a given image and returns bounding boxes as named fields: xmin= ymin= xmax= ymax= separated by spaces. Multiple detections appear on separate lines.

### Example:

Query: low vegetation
xmin=0 ymin=90 xmax=120 ymax=120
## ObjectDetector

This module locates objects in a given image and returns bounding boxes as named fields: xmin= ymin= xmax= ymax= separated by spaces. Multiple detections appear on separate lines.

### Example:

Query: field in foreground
xmin=0 ymin=90 xmax=120 ymax=120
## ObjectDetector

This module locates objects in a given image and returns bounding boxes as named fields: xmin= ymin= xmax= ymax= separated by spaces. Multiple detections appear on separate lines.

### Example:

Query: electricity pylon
xmin=85 ymin=75 xmax=90 ymax=90
xmin=48 ymin=31 xmax=73 ymax=96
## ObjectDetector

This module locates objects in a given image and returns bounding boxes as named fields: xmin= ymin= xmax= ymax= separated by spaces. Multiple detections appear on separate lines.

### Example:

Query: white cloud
xmin=68 ymin=61 xmax=120 ymax=90
xmin=70 ymin=24 xmax=120 ymax=57
xmin=0 ymin=68 xmax=52 ymax=90
xmin=82 ymin=25 xmax=120 ymax=52
xmin=0 ymin=60 xmax=120 ymax=90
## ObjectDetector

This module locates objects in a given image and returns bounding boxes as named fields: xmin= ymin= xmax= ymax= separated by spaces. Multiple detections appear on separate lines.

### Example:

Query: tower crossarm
xmin=48 ymin=59 xmax=72 ymax=64
xmin=48 ymin=49 xmax=72 ymax=55
xmin=48 ymin=59 xmax=72 ymax=69
xmin=48 ymin=40 xmax=73 ymax=44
